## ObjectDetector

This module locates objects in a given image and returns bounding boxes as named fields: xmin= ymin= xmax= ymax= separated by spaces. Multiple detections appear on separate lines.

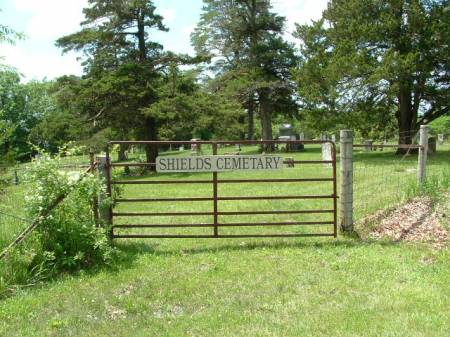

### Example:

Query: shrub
xmin=23 ymin=151 xmax=115 ymax=272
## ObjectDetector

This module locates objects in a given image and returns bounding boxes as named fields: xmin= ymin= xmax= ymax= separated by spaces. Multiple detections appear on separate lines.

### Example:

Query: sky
xmin=0 ymin=0 xmax=328 ymax=82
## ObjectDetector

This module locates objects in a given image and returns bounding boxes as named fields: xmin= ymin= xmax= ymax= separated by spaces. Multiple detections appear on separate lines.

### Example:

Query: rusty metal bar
xmin=215 ymin=221 xmax=334 ymax=226
xmin=109 ymin=140 xmax=335 ymax=146
xmin=113 ymin=221 xmax=334 ymax=228
xmin=112 ymin=233 xmax=335 ymax=239
xmin=111 ymin=163 xmax=156 ymax=167
xmin=111 ymin=178 xmax=333 ymax=185
xmin=113 ymin=212 xmax=214 ymax=216
xmin=286 ymin=160 xmax=333 ymax=164
xmin=113 ymin=223 xmax=214 ymax=228
xmin=217 ymin=195 xmax=334 ymax=200
xmin=111 ymin=180 xmax=211 ymax=185
xmin=217 ymin=210 xmax=334 ymax=215
xmin=105 ymin=145 xmax=113 ymax=239
xmin=115 ymin=197 xmax=214 ymax=202
xmin=212 ymin=142 xmax=219 ymax=237
xmin=219 ymin=178 xmax=333 ymax=183
xmin=331 ymin=142 xmax=338 ymax=237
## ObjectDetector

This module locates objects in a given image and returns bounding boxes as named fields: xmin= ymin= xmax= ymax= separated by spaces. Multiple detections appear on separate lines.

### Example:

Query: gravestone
xmin=190 ymin=139 xmax=201 ymax=155
xmin=321 ymin=142 xmax=332 ymax=168
xmin=179 ymin=145 xmax=184 ymax=152
xmin=438 ymin=134 xmax=445 ymax=145
xmin=428 ymin=137 xmax=436 ymax=153
xmin=364 ymin=140 xmax=373 ymax=152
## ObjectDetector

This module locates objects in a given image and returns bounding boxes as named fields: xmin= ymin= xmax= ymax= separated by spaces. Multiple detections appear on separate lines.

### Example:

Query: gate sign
xmin=156 ymin=155 xmax=284 ymax=173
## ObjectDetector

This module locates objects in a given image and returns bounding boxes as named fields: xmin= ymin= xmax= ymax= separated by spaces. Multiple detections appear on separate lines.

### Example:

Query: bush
xmin=23 ymin=151 xmax=115 ymax=272
xmin=0 ymin=150 xmax=115 ymax=297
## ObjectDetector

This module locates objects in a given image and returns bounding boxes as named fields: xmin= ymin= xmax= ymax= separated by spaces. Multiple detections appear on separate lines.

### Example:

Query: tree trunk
xmin=247 ymin=95 xmax=255 ymax=140
xmin=145 ymin=117 xmax=158 ymax=170
xmin=396 ymin=82 xmax=418 ymax=154
xmin=259 ymin=90 xmax=274 ymax=152
xmin=118 ymin=143 xmax=128 ymax=162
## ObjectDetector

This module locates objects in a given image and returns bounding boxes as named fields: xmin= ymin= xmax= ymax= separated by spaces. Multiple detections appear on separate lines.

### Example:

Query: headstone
xmin=428 ymin=137 xmax=436 ymax=153
xmin=235 ymin=144 xmax=241 ymax=151
xmin=364 ymin=140 xmax=373 ymax=152
xmin=190 ymin=139 xmax=201 ymax=155
xmin=299 ymin=132 xmax=305 ymax=141
xmin=321 ymin=142 xmax=332 ymax=167
xmin=438 ymin=134 xmax=444 ymax=145
xmin=331 ymin=134 xmax=336 ymax=143
xmin=179 ymin=145 xmax=184 ymax=152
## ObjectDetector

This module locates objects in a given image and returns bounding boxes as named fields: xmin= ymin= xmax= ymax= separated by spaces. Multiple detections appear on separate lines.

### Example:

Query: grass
xmin=0 ymin=143 xmax=449 ymax=336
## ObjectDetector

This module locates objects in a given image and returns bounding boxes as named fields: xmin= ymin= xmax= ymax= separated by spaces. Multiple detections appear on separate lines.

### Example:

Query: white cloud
xmin=159 ymin=8 xmax=176 ymax=25
xmin=272 ymin=0 xmax=328 ymax=41
xmin=14 ymin=0 xmax=88 ymax=40
xmin=2 ymin=44 xmax=82 ymax=80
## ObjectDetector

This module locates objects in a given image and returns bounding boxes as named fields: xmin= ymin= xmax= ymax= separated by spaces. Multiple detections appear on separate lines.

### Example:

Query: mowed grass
xmin=0 ymin=144 xmax=449 ymax=336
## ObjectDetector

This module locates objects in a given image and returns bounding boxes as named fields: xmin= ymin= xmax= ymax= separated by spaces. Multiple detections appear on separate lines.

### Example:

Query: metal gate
xmin=105 ymin=140 xmax=337 ymax=239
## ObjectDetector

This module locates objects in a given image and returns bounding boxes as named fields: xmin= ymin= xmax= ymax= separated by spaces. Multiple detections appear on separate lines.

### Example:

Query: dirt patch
xmin=368 ymin=197 xmax=448 ymax=249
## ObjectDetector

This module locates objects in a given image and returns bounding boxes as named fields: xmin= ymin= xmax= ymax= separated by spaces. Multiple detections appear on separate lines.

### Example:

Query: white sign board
xmin=156 ymin=155 xmax=284 ymax=173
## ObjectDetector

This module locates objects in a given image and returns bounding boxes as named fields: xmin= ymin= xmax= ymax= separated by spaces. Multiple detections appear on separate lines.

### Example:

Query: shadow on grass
xmin=111 ymin=235 xmax=405 ymax=261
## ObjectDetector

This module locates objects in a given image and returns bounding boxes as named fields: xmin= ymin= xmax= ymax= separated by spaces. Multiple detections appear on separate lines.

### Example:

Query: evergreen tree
xmin=192 ymin=0 xmax=298 ymax=148
xmin=57 ymin=0 xmax=169 ymax=164
xmin=294 ymin=0 xmax=449 ymax=148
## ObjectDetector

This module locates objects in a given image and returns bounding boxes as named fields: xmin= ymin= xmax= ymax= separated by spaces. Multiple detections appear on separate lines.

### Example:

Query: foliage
xmin=0 ymin=69 xmax=64 ymax=161
xmin=429 ymin=115 xmax=450 ymax=136
xmin=144 ymin=67 xmax=244 ymax=140
xmin=22 ymin=150 xmax=115 ymax=272
xmin=0 ymin=9 xmax=24 ymax=47
xmin=294 ymin=0 xmax=450 ymax=144
xmin=56 ymin=0 xmax=177 ymax=164
xmin=192 ymin=0 xmax=298 ymax=143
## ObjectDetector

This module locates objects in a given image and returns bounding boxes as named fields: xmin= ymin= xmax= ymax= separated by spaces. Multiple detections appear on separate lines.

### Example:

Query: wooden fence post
xmin=340 ymin=129 xmax=354 ymax=233
xmin=418 ymin=125 xmax=428 ymax=184
xmin=89 ymin=150 xmax=99 ymax=227
xmin=97 ymin=156 xmax=112 ymax=233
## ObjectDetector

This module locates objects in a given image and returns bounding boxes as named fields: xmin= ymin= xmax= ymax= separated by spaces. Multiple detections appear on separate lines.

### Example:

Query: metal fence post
xmin=340 ymin=130 xmax=354 ymax=232
xmin=418 ymin=125 xmax=428 ymax=184
xmin=97 ymin=156 xmax=113 ymax=233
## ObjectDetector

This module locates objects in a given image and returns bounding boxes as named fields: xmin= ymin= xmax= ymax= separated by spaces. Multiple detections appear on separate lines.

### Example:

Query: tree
xmin=144 ymin=66 xmax=244 ymax=141
xmin=294 ymin=0 xmax=449 ymax=148
xmin=0 ymin=9 xmax=23 ymax=46
xmin=192 ymin=0 xmax=298 ymax=148
xmin=57 ymin=0 xmax=170 ymax=164
xmin=0 ymin=70 xmax=56 ymax=161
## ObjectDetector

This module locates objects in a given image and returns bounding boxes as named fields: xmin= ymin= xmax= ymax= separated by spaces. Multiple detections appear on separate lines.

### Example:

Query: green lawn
xmin=0 ymin=144 xmax=449 ymax=336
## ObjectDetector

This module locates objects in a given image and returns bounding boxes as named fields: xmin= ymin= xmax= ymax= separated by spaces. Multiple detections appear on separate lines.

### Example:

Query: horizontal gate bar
xmin=111 ymin=178 xmax=333 ymax=185
xmin=111 ymin=163 xmax=156 ymax=167
xmin=113 ymin=221 xmax=334 ymax=228
xmin=116 ymin=197 xmax=213 ymax=202
xmin=115 ymin=197 xmax=337 ymax=203
xmin=112 ymin=233 xmax=335 ymax=239
xmin=114 ymin=223 xmax=214 ymax=228
xmin=112 ymin=180 xmax=211 ymax=185
xmin=113 ymin=212 xmax=214 ymax=216
xmin=219 ymin=178 xmax=333 ymax=183
xmin=218 ymin=195 xmax=335 ymax=200
xmin=109 ymin=140 xmax=334 ymax=145
xmin=217 ymin=210 xmax=334 ymax=215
